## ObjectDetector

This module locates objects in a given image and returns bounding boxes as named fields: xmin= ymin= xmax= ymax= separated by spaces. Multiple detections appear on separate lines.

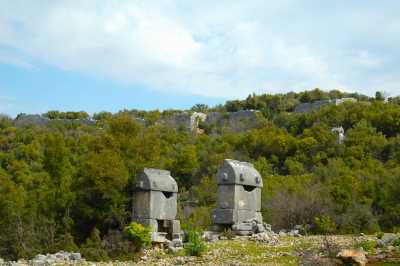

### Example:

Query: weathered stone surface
xmin=202 ymin=231 xmax=220 ymax=242
xmin=216 ymin=159 xmax=263 ymax=187
xmin=13 ymin=114 xmax=95 ymax=128
xmin=216 ymin=185 xmax=261 ymax=210
xmin=135 ymin=168 xmax=178 ymax=192
xmin=164 ymin=112 xmax=206 ymax=132
xmin=294 ymin=98 xmax=357 ymax=113
xmin=205 ymin=110 xmax=263 ymax=132
xmin=169 ymin=220 xmax=181 ymax=236
xmin=377 ymin=233 xmax=398 ymax=247
xmin=212 ymin=159 xmax=265 ymax=235
xmin=133 ymin=191 xmax=177 ymax=220
xmin=337 ymin=249 xmax=368 ymax=266
xmin=332 ymin=126 xmax=345 ymax=144
xmin=132 ymin=168 xmax=181 ymax=242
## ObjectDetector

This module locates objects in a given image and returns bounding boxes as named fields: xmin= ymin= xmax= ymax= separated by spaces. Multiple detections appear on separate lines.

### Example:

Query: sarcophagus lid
xmin=216 ymin=159 xmax=263 ymax=187
xmin=135 ymin=168 xmax=178 ymax=192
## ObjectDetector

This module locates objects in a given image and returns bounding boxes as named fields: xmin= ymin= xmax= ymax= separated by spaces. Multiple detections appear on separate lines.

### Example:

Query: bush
xmin=124 ymin=223 xmax=152 ymax=251
xmin=181 ymin=206 xmax=213 ymax=231
xmin=102 ymin=230 xmax=139 ymax=261
xmin=80 ymin=228 xmax=109 ymax=261
xmin=393 ymin=239 xmax=400 ymax=247
xmin=354 ymin=240 xmax=377 ymax=253
xmin=184 ymin=231 xmax=207 ymax=257
xmin=221 ymin=228 xmax=235 ymax=240
xmin=55 ymin=232 xmax=79 ymax=252
xmin=376 ymin=231 xmax=384 ymax=239
xmin=313 ymin=215 xmax=336 ymax=234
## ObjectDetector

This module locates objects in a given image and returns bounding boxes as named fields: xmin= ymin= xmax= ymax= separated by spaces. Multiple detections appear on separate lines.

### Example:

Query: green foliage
xmin=393 ymin=239 xmax=400 ymax=247
xmin=55 ymin=233 xmax=79 ymax=252
xmin=44 ymin=110 xmax=89 ymax=120
xmin=80 ymin=228 xmax=109 ymax=261
xmin=222 ymin=228 xmax=235 ymax=240
xmin=124 ymin=222 xmax=152 ymax=251
xmin=0 ymin=89 xmax=400 ymax=260
xmin=376 ymin=232 xmax=384 ymax=239
xmin=184 ymin=231 xmax=207 ymax=257
xmin=354 ymin=240 xmax=377 ymax=253
xmin=313 ymin=215 xmax=336 ymax=235
xmin=181 ymin=206 xmax=213 ymax=231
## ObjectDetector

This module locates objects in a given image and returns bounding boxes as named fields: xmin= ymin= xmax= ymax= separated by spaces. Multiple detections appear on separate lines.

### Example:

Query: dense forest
xmin=0 ymin=89 xmax=400 ymax=260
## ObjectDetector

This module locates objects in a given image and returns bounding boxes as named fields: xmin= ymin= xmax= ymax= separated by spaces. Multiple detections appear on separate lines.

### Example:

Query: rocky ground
xmin=1 ymin=234 xmax=400 ymax=265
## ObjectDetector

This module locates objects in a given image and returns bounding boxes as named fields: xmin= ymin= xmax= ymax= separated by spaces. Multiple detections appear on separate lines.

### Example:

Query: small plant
xmin=124 ymin=222 xmax=152 ymax=251
xmin=393 ymin=238 xmax=400 ymax=247
xmin=354 ymin=240 xmax=377 ymax=253
xmin=184 ymin=230 xmax=207 ymax=257
xmin=313 ymin=215 xmax=336 ymax=235
xmin=376 ymin=231 xmax=384 ymax=239
xmin=80 ymin=228 xmax=109 ymax=261
xmin=222 ymin=228 xmax=235 ymax=240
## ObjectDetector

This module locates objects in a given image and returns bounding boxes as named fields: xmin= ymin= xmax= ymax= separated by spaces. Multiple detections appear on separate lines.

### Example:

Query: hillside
xmin=0 ymin=89 xmax=400 ymax=262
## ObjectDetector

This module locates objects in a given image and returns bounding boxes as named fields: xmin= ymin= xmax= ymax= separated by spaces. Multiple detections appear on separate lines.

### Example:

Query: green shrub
xmin=313 ymin=215 xmax=336 ymax=234
xmin=376 ymin=231 xmax=384 ymax=239
xmin=184 ymin=231 xmax=207 ymax=257
xmin=393 ymin=239 xmax=400 ymax=247
xmin=181 ymin=206 xmax=213 ymax=231
xmin=80 ymin=228 xmax=109 ymax=261
xmin=222 ymin=228 xmax=235 ymax=240
xmin=102 ymin=230 xmax=139 ymax=261
xmin=55 ymin=232 xmax=79 ymax=252
xmin=354 ymin=240 xmax=377 ymax=253
xmin=124 ymin=222 xmax=152 ymax=251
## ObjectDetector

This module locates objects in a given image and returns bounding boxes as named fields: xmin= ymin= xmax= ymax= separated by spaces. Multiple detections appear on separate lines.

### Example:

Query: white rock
xmin=337 ymin=249 xmax=367 ymax=266
xmin=70 ymin=253 xmax=81 ymax=260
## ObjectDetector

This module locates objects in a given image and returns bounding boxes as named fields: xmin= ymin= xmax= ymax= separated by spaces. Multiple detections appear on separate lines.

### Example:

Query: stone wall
xmin=164 ymin=112 xmax=207 ymax=131
xmin=294 ymin=98 xmax=357 ymax=113
xmin=14 ymin=114 xmax=95 ymax=127
xmin=204 ymin=110 xmax=263 ymax=132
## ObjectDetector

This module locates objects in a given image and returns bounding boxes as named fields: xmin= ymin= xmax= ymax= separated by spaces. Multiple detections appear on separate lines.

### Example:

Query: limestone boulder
xmin=337 ymin=249 xmax=368 ymax=266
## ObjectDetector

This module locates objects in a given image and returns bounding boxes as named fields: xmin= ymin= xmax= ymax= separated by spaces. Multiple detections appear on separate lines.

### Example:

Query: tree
xmin=191 ymin=104 xmax=209 ymax=113
xmin=375 ymin=91 xmax=385 ymax=101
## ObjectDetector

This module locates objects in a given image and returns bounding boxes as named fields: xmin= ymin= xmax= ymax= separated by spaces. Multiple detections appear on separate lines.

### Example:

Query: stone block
xmin=169 ymin=219 xmax=181 ymax=235
xmin=132 ymin=168 xmax=181 ymax=241
xmin=232 ymin=222 xmax=253 ymax=231
xmin=212 ymin=159 xmax=265 ymax=235
xmin=212 ymin=209 xmax=235 ymax=224
xmin=151 ymin=232 xmax=168 ymax=243
xmin=217 ymin=185 xmax=261 ymax=211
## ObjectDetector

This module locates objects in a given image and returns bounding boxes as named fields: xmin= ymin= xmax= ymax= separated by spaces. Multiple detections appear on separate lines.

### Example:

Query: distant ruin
xmin=294 ymin=98 xmax=357 ymax=113
xmin=163 ymin=112 xmax=207 ymax=131
xmin=332 ymin=126 xmax=345 ymax=144
xmin=14 ymin=114 xmax=95 ymax=127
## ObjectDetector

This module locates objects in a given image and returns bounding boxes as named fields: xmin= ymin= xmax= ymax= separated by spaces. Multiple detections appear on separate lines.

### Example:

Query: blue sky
xmin=0 ymin=1 xmax=399 ymax=117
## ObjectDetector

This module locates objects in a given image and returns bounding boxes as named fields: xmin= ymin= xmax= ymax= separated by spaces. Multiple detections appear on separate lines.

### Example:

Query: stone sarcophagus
xmin=133 ymin=168 xmax=181 ymax=242
xmin=211 ymin=159 xmax=265 ymax=235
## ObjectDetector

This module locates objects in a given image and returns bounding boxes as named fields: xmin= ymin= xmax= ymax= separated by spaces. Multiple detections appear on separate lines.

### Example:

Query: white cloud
xmin=0 ymin=50 xmax=34 ymax=69
xmin=0 ymin=0 xmax=399 ymax=98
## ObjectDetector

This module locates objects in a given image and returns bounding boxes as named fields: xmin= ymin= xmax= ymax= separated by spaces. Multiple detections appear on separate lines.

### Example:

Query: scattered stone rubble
xmin=0 ymin=251 xmax=81 ymax=266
